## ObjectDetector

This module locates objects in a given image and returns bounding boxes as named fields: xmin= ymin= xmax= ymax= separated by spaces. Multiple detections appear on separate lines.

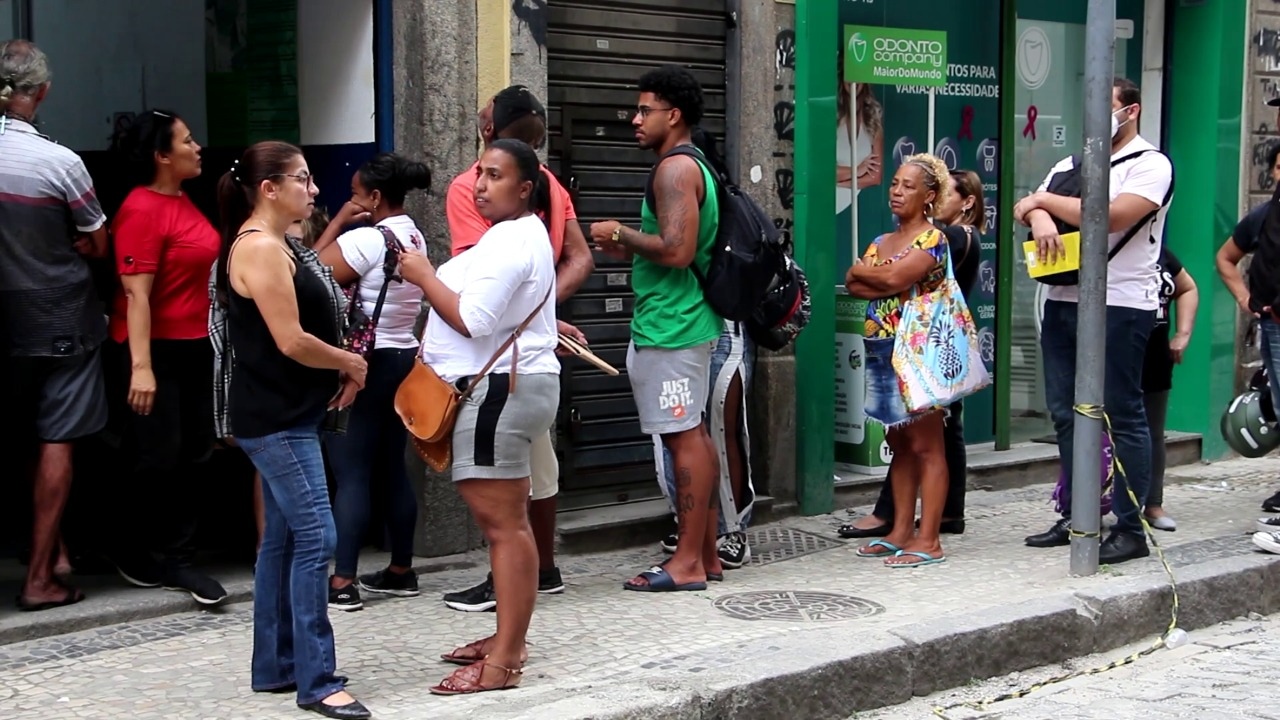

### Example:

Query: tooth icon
xmin=850 ymin=33 xmax=867 ymax=64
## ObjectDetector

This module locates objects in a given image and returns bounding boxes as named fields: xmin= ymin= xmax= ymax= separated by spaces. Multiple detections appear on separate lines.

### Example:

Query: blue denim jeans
xmin=241 ymin=416 xmax=344 ymax=705
xmin=1042 ymin=300 xmax=1155 ymax=536
xmin=655 ymin=321 xmax=757 ymax=535
xmin=1257 ymin=319 xmax=1280 ymax=414
xmin=325 ymin=347 xmax=417 ymax=579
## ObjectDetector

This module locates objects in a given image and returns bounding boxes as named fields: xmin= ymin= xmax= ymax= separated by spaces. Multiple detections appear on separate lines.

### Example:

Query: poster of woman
xmin=836 ymin=50 xmax=885 ymax=216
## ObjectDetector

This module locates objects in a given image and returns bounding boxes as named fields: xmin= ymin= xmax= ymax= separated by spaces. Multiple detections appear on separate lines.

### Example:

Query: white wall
xmin=32 ymin=0 xmax=207 ymax=151
xmin=296 ymin=0 xmax=374 ymax=146
xmin=1140 ymin=0 xmax=1165 ymax=147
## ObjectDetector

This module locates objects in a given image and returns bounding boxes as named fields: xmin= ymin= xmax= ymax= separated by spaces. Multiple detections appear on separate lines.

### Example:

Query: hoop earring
xmin=925 ymin=202 xmax=934 ymax=217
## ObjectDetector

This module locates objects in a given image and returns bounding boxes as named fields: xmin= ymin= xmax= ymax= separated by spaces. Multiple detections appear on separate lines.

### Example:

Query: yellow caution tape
xmin=931 ymin=403 xmax=1181 ymax=719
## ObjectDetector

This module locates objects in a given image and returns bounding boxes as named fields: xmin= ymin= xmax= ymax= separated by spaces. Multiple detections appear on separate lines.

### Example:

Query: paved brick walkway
xmin=2 ymin=457 xmax=1278 ymax=719
xmin=861 ymin=615 xmax=1279 ymax=719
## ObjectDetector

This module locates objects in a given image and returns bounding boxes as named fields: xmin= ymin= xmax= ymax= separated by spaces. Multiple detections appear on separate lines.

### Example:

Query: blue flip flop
xmin=660 ymin=558 xmax=722 ymax=582
xmin=885 ymin=550 xmax=947 ymax=568
xmin=623 ymin=566 xmax=709 ymax=592
xmin=856 ymin=539 xmax=902 ymax=558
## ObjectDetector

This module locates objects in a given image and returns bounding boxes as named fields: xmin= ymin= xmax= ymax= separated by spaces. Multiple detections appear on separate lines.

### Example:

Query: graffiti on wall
xmin=1256 ymin=27 xmax=1280 ymax=69
xmin=1253 ymin=136 xmax=1279 ymax=193
xmin=773 ymin=26 xmax=797 ymax=246
xmin=512 ymin=0 xmax=548 ymax=60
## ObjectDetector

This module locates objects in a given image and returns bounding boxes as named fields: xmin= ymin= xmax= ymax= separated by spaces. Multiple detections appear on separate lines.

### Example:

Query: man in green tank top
xmin=590 ymin=65 xmax=724 ymax=592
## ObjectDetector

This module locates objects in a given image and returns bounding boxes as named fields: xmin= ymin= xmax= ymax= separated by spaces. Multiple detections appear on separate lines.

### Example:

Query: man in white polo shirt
xmin=1013 ymin=77 xmax=1174 ymax=565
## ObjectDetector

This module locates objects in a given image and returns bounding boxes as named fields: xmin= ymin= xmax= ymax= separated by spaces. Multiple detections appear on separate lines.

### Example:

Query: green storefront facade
xmin=793 ymin=0 xmax=1248 ymax=514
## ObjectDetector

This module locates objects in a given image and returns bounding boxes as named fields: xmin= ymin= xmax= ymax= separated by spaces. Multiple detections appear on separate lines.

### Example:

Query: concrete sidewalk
xmin=2 ymin=456 xmax=1279 ymax=720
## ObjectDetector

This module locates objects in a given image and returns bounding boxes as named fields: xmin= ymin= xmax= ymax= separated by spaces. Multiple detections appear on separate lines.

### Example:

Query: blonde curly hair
xmin=901 ymin=153 xmax=952 ymax=217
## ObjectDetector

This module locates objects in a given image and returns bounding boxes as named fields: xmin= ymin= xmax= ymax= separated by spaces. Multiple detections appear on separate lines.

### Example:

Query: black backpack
xmin=1033 ymin=149 xmax=1174 ymax=286
xmin=644 ymin=145 xmax=811 ymax=351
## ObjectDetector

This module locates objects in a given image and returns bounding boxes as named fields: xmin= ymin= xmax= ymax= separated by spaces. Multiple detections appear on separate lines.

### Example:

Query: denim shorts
xmin=863 ymin=336 xmax=913 ymax=428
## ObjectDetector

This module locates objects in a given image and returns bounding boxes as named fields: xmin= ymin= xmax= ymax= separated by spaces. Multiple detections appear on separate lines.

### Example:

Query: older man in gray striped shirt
xmin=0 ymin=39 xmax=108 ymax=611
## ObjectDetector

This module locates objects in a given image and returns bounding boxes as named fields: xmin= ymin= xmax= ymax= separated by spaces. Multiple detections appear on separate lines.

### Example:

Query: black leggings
xmin=873 ymin=399 xmax=966 ymax=520
xmin=106 ymin=338 xmax=215 ymax=569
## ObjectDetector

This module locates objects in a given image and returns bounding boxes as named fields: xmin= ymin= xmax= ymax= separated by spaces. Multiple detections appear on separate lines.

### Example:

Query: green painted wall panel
xmin=795 ymin=0 xmax=839 ymax=515
xmin=1164 ymin=0 xmax=1247 ymax=460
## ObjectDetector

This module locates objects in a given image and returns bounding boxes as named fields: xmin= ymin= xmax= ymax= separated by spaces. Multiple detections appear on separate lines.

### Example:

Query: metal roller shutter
xmin=546 ymin=0 xmax=728 ymax=510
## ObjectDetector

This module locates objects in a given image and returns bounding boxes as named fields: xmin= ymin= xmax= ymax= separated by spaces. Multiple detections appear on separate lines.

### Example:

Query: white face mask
xmin=1111 ymin=105 xmax=1134 ymax=140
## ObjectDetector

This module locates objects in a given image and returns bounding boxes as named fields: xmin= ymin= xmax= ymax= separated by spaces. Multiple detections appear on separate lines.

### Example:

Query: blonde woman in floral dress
xmin=843 ymin=154 xmax=953 ymax=568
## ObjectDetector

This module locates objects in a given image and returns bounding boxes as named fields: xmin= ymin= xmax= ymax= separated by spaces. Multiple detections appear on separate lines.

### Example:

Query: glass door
xmin=1007 ymin=2 xmax=1146 ymax=443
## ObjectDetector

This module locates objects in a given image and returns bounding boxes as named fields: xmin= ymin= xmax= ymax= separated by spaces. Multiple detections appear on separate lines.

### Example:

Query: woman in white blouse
xmin=398 ymin=138 xmax=559 ymax=695
xmin=315 ymin=153 xmax=430 ymax=611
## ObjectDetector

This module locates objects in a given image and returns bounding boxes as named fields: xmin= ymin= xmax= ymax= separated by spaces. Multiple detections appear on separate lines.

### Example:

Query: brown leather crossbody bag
xmin=395 ymin=288 xmax=552 ymax=472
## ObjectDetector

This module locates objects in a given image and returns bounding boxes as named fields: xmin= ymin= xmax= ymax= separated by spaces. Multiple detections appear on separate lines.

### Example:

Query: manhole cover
xmin=746 ymin=527 xmax=842 ymax=566
xmin=713 ymin=591 xmax=884 ymax=622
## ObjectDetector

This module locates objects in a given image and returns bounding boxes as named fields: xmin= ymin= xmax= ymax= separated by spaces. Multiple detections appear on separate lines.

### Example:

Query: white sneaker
xmin=1257 ymin=516 xmax=1280 ymax=535
xmin=1252 ymin=531 xmax=1280 ymax=555
xmin=1147 ymin=515 xmax=1177 ymax=531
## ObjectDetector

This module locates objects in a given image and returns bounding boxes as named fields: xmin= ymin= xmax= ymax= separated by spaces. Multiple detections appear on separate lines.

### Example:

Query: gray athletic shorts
xmin=626 ymin=339 xmax=715 ymax=436
xmin=12 ymin=347 xmax=108 ymax=443
xmin=451 ymin=372 xmax=560 ymax=482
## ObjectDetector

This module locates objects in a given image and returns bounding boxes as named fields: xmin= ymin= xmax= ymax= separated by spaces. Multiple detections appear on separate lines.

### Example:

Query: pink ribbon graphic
xmin=959 ymin=106 xmax=975 ymax=141
xmin=1022 ymin=105 xmax=1038 ymax=140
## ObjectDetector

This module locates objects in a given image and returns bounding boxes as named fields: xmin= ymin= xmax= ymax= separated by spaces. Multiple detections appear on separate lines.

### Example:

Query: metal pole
xmin=1070 ymin=0 xmax=1116 ymax=577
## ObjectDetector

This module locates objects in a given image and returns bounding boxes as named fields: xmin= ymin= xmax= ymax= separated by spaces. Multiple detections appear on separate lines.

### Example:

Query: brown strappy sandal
xmin=440 ymin=637 xmax=529 ymax=666
xmin=429 ymin=658 xmax=523 ymax=695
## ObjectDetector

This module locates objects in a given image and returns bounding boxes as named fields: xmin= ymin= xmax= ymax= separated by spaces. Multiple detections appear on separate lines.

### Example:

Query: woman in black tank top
xmin=216 ymin=142 xmax=371 ymax=720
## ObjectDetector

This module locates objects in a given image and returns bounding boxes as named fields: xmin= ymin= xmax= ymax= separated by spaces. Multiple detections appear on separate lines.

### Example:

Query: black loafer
xmin=837 ymin=522 xmax=893 ymax=539
xmin=1025 ymin=518 xmax=1071 ymax=548
xmin=1098 ymin=532 xmax=1150 ymax=565
xmin=299 ymin=699 xmax=371 ymax=720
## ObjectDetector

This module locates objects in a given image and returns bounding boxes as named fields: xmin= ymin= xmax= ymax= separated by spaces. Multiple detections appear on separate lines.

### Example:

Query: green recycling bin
xmin=835 ymin=290 xmax=890 ymax=474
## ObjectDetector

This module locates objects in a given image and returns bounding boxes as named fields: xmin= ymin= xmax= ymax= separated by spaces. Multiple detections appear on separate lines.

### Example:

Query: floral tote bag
xmin=890 ymin=245 xmax=991 ymax=413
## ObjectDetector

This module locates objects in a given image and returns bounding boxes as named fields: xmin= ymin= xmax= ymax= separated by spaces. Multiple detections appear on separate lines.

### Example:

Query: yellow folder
xmin=1023 ymin=231 xmax=1081 ymax=278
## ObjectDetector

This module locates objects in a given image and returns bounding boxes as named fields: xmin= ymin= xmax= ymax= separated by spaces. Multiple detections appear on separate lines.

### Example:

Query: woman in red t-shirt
xmin=105 ymin=110 xmax=226 ymax=606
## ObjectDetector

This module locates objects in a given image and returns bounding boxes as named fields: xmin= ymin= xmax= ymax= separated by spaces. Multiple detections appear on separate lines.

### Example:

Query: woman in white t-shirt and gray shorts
xmin=315 ymin=153 xmax=430 ymax=611
xmin=399 ymin=138 xmax=559 ymax=695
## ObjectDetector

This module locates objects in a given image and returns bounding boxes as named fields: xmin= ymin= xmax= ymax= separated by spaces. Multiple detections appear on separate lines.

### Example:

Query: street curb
xmin=450 ymin=550 xmax=1280 ymax=720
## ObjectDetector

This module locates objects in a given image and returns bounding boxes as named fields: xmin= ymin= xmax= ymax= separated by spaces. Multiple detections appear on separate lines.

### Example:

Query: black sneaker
xmin=1264 ymin=491 xmax=1280 ymax=513
xmin=358 ymin=568 xmax=420 ymax=597
xmin=660 ymin=532 xmax=678 ymax=554
xmin=110 ymin=551 xmax=163 ymax=588
xmin=538 ymin=567 xmax=565 ymax=594
xmin=162 ymin=567 xmax=228 ymax=606
xmin=717 ymin=532 xmax=752 ymax=569
xmin=443 ymin=574 xmax=496 ymax=612
xmin=328 ymin=582 xmax=363 ymax=611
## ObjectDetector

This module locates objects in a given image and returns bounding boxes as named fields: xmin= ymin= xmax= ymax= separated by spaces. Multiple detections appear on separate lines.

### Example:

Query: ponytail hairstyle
xmin=902 ymin=153 xmax=953 ymax=218
xmin=948 ymin=169 xmax=987 ymax=234
xmin=109 ymin=109 xmax=182 ymax=189
xmin=0 ymin=40 xmax=51 ymax=114
xmin=488 ymin=138 xmax=549 ymax=230
xmin=214 ymin=140 xmax=304 ymax=306
xmin=356 ymin=152 xmax=432 ymax=208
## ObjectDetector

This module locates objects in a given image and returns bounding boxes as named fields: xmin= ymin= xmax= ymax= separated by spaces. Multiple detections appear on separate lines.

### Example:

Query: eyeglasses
xmin=635 ymin=105 xmax=674 ymax=119
xmin=273 ymin=172 xmax=314 ymax=186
